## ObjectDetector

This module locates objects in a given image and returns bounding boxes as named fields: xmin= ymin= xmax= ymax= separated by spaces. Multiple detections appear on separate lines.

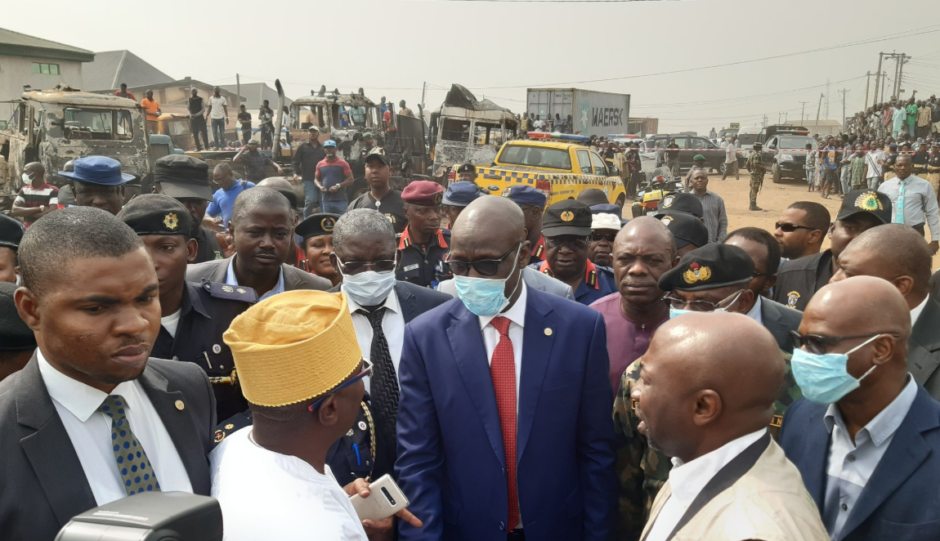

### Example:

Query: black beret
xmin=0 ymin=215 xmax=25 ymax=250
xmin=659 ymin=212 xmax=708 ymax=250
xmin=657 ymin=192 xmax=703 ymax=219
xmin=0 ymin=282 xmax=36 ymax=351
xmin=658 ymin=243 xmax=754 ymax=292
xmin=542 ymin=200 xmax=592 ymax=237
xmin=295 ymin=213 xmax=340 ymax=242
xmin=456 ymin=163 xmax=476 ymax=174
xmin=155 ymin=155 xmax=213 ymax=201
xmin=116 ymin=194 xmax=194 ymax=237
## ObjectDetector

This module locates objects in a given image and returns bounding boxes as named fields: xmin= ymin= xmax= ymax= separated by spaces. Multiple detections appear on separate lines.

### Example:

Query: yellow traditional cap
xmin=223 ymin=291 xmax=362 ymax=407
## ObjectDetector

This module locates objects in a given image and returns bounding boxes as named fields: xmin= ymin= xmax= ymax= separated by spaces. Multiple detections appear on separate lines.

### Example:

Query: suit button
xmin=841 ymin=503 xmax=848 ymax=511
xmin=499 ymin=522 xmax=505 ymax=531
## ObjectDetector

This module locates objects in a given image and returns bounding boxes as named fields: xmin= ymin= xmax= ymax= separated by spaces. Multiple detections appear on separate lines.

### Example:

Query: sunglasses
xmin=309 ymin=359 xmax=373 ymax=411
xmin=449 ymin=243 xmax=520 ymax=277
xmin=662 ymin=289 xmax=745 ymax=312
xmin=335 ymin=256 xmax=397 ymax=275
xmin=774 ymin=222 xmax=817 ymax=233
xmin=788 ymin=331 xmax=899 ymax=355
xmin=591 ymin=232 xmax=617 ymax=243
xmin=544 ymin=236 xmax=590 ymax=250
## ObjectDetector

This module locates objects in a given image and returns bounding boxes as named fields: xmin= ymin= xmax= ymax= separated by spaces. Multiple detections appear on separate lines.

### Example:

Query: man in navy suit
xmin=779 ymin=276 xmax=940 ymax=541
xmin=396 ymin=195 xmax=616 ymax=541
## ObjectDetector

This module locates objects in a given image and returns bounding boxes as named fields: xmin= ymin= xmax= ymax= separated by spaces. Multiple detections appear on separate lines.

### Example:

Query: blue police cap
xmin=59 ymin=156 xmax=134 ymax=186
xmin=442 ymin=182 xmax=483 ymax=207
xmin=0 ymin=214 xmax=25 ymax=250
xmin=505 ymin=185 xmax=547 ymax=209
xmin=590 ymin=203 xmax=621 ymax=215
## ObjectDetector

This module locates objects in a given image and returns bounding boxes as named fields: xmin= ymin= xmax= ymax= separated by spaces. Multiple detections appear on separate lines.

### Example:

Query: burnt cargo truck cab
xmin=0 ymin=89 xmax=149 ymax=206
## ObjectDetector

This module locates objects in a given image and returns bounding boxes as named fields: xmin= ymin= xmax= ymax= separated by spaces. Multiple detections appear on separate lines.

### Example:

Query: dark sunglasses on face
xmin=788 ymin=331 xmax=900 ymax=355
xmin=448 ymin=242 xmax=521 ymax=277
xmin=544 ymin=236 xmax=589 ymax=250
xmin=309 ymin=359 xmax=373 ymax=411
xmin=775 ymin=222 xmax=817 ymax=233
xmin=335 ymin=256 xmax=397 ymax=275
xmin=590 ymin=231 xmax=617 ymax=243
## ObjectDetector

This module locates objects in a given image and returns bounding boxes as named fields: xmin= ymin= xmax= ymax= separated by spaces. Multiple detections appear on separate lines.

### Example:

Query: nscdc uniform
xmin=505 ymin=185 xmax=549 ymax=266
xmin=529 ymin=199 xmax=617 ymax=305
xmin=396 ymin=181 xmax=452 ymax=288
xmin=155 ymin=154 xmax=224 ymax=264
xmin=117 ymin=195 xmax=258 ymax=422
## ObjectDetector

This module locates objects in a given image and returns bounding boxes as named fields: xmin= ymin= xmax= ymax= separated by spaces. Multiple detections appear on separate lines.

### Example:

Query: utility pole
xmin=881 ymin=71 xmax=887 ymax=102
xmin=420 ymin=81 xmax=427 ymax=111
xmin=873 ymin=53 xmax=884 ymax=108
xmin=865 ymin=71 xmax=871 ymax=109
xmin=839 ymin=88 xmax=850 ymax=131
xmin=815 ymin=93 xmax=824 ymax=128
xmin=897 ymin=54 xmax=909 ymax=99
xmin=236 ymin=73 xmax=241 ymax=118
xmin=800 ymin=101 xmax=809 ymax=124
xmin=893 ymin=53 xmax=902 ymax=99
xmin=825 ymin=79 xmax=830 ymax=119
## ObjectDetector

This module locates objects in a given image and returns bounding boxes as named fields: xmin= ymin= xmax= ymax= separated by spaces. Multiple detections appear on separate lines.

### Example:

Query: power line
xmin=470 ymin=25 xmax=940 ymax=89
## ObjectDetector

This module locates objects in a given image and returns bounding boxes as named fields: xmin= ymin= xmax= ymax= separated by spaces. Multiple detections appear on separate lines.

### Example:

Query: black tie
xmin=360 ymin=307 xmax=399 ymax=469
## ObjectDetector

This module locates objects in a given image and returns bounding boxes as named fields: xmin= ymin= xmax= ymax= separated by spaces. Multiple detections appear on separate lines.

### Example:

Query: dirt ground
xmin=685 ymin=171 xmax=940 ymax=269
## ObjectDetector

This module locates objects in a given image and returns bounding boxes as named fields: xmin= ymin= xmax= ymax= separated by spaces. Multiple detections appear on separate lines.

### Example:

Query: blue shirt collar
xmin=225 ymin=255 xmax=285 ymax=301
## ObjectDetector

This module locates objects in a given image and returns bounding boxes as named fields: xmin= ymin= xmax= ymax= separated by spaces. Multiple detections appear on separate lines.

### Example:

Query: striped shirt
xmin=14 ymin=182 xmax=58 ymax=226
xmin=692 ymin=190 xmax=728 ymax=243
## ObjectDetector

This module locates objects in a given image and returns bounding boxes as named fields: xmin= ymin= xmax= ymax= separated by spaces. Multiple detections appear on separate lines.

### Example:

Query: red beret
xmin=402 ymin=180 xmax=444 ymax=206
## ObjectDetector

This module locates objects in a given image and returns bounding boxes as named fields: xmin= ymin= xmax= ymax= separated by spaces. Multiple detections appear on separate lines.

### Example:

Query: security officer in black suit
xmin=154 ymin=154 xmax=224 ymax=264
xmin=397 ymin=180 xmax=452 ymax=288
xmin=117 ymin=194 xmax=257 ymax=421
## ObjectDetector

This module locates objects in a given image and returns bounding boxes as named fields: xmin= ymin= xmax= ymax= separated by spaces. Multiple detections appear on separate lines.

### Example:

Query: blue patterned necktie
xmin=895 ymin=179 xmax=906 ymax=224
xmin=99 ymin=394 xmax=161 ymax=495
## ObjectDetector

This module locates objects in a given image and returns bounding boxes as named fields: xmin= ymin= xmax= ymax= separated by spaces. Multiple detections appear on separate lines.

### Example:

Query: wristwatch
xmin=39 ymin=205 xmax=45 ymax=212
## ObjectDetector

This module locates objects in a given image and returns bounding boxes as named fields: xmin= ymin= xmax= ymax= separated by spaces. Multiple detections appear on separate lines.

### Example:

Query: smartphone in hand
xmin=349 ymin=474 xmax=410 ymax=522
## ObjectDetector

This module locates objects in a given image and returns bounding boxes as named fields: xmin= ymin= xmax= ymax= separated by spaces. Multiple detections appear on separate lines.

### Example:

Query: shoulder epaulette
xmin=201 ymin=279 xmax=259 ymax=304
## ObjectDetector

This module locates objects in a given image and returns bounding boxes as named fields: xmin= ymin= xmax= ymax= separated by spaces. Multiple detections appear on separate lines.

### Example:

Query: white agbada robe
xmin=210 ymin=428 xmax=368 ymax=540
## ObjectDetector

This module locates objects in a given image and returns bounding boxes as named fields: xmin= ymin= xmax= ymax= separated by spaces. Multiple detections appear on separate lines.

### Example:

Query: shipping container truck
xmin=526 ymin=88 xmax=630 ymax=138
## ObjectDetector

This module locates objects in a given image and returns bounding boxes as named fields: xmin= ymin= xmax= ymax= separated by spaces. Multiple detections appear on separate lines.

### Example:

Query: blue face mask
xmin=791 ymin=335 xmax=882 ymax=404
xmin=454 ymin=246 xmax=522 ymax=317
xmin=669 ymin=308 xmax=694 ymax=319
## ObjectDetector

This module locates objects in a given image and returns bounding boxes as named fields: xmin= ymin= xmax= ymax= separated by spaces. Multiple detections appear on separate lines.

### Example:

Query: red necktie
xmin=490 ymin=316 xmax=519 ymax=528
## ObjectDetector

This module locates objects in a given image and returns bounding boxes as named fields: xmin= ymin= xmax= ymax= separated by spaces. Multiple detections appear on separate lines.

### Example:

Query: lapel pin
xmin=544 ymin=328 xmax=553 ymax=336
xmin=358 ymin=421 xmax=367 ymax=431
xmin=212 ymin=344 xmax=222 ymax=354
xmin=175 ymin=400 xmax=185 ymax=411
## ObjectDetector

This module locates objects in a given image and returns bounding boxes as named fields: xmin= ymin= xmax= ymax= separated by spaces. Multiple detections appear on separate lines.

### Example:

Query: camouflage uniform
xmin=612 ymin=352 xmax=803 ymax=540
xmin=745 ymin=150 xmax=766 ymax=206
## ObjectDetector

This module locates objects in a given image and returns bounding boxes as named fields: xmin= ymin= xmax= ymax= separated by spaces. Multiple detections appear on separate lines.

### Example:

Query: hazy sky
xmin=8 ymin=0 xmax=940 ymax=134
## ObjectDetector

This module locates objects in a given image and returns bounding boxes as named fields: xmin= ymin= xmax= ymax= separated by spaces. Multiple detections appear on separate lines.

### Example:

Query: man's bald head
xmin=832 ymin=224 xmax=932 ymax=307
xmin=615 ymin=216 xmax=676 ymax=258
xmin=635 ymin=313 xmax=783 ymax=461
xmin=256 ymin=177 xmax=292 ymax=190
xmin=452 ymin=196 xmax=526 ymax=251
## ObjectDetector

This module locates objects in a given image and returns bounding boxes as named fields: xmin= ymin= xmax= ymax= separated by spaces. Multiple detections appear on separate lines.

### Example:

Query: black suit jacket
xmin=760 ymin=297 xmax=803 ymax=354
xmin=185 ymin=256 xmax=331 ymax=291
xmin=0 ymin=356 xmax=216 ymax=541
xmin=910 ymin=297 xmax=940 ymax=400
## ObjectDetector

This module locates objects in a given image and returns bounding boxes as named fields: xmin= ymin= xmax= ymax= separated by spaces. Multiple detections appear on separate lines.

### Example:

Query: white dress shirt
xmin=645 ymin=429 xmax=766 ymax=541
xmin=910 ymin=295 xmax=929 ymax=327
xmin=36 ymin=350 xmax=193 ymax=505
xmin=822 ymin=375 xmax=917 ymax=540
xmin=345 ymin=286 xmax=405 ymax=394
xmin=878 ymin=174 xmax=940 ymax=241
xmin=210 ymin=428 xmax=368 ymax=541
xmin=161 ymin=308 xmax=182 ymax=339
xmin=478 ymin=281 xmax=528 ymax=409
xmin=225 ymin=255 xmax=285 ymax=301
xmin=744 ymin=295 xmax=763 ymax=325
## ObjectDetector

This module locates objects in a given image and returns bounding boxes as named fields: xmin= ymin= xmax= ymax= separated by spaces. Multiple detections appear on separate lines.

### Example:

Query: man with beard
xmin=774 ymin=190 xmax=891 ymax=310
xmin=154 ymin=155 xmax=224 ymax=263
xmin=634 ymin=313 xmax=828 ymax=541
xmin=117 ymin=195 xmax=256 ymax=421
xmin=187 ymin=188 xmax=330 ymax=299
xmin=0 ymin=207 xmax=216 ymax=541
xmin=772 ymin=201 xmax=831 ymax=261
xmin=588 ymin=213 xmax=621 ymax=267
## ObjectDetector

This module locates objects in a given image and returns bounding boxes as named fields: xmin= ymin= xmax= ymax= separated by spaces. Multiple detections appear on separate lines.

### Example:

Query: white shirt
xmin=210 ymin=428 xmax=368 ymax=541
xmin=225 ymin=256 xmax=285 ymax=301
xmin=878 ymin=175 xmax=940 ymax=240
xmin=161 ymin=308 xmax=182 ymax=339
xmin=865 ymin=150 xmax=884 ymax=178
xmin=911 ymin=295 xmax=929 ymax=327
xmin=36 ymin=350 xmax=193 ymax=505
xmin=744 ymin=295 xmax=763 ymax=325
xmin=645 ymin=429 xmax=767 ymax=541
xmin=478 ymin=282 xmax=528 ymax=409
xmin=345 ymin=286 xmax=405 ymax=394
xmin=208 ymin=95 xmax=227 ymax=120
xmin=823 ymin=376 xmax=918 ymax=540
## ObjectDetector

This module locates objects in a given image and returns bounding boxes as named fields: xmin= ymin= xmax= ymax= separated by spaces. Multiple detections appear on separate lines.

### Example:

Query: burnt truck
xmin=429 ymin=84 xmax=518 ymax=182
xmin=288 ymin=88 xmax=431 ymax=196
xmin=0 ymin=88 xmax=149 ymax=208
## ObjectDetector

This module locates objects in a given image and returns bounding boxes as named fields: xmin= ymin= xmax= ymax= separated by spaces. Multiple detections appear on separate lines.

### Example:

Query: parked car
xmin=648 ymin=134 xmax=727 ymax=174
xmin=762 ymin=133 xmax=816 ymax=183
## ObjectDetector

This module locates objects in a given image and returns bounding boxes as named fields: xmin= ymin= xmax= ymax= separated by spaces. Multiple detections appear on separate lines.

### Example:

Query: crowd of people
xmin=3 ymin=119 xmax=940 ymax=541
xmin=845 ymin=93 xmax=940 ymax=140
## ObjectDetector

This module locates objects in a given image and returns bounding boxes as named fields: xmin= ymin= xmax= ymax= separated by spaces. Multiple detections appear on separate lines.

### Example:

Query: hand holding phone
xmin=349 ymin=474 xmax=410 ymax=522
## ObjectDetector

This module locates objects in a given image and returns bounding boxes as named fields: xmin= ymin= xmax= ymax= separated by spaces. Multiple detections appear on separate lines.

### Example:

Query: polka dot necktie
xmin=490 ymin=317 xmax=519 ymax=529
xmin=99 ymin=394 xmax=161 ymax=496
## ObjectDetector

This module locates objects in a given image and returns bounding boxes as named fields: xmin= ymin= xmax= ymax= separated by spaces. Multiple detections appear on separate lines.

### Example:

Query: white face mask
xmin=21 ymin=173 xmax=32 ymax=184
xmin=336 ymin=255 xmax=398 ymax=307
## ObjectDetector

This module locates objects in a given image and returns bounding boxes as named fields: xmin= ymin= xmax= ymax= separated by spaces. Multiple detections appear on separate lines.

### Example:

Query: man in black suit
xmin=832 ymin=223 xmax=940 ymax=399
xmin=0 ymin=207 xmax=215 ymax=541
xmin=186 ymin=187 xmax=331 ymax=298
xmin=327 ymin=208 xmax=452 ymax=486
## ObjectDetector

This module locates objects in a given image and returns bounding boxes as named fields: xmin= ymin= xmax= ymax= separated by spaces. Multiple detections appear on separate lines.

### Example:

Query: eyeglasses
xmin=449 ymin=243 xmax=520 ymax=277
xmin=544 ymin=236 xmax=589 ymax=250
xmin=788 ymin=331 xmax=900 ymax=355
xmin=774 ymin=222 xmax=817 ymax=233
xmin=590 ymin=232 xmax=617 ymax=243
xmin=662 ymin=289 xmax=745 ymax=312
xmin=335 ymin=256 xmax=397 ymax=275
xmin=309 ymin=359 xmax=373 ymax=411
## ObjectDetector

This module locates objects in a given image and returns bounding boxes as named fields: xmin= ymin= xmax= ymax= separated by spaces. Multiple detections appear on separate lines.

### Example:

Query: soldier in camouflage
xmin=745 ymin=141 xmax=766 ymax=211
